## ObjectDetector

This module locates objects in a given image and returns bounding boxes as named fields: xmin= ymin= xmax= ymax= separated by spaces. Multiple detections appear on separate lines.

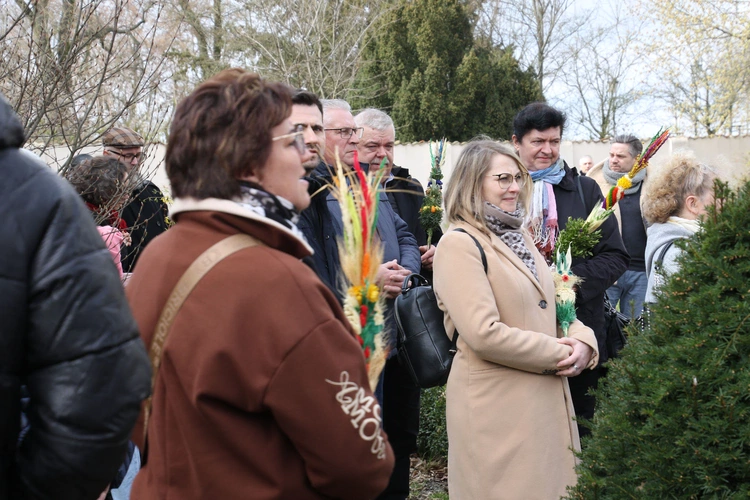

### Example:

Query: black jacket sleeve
xmin=14 ymin=164 xmax=151 ymax=500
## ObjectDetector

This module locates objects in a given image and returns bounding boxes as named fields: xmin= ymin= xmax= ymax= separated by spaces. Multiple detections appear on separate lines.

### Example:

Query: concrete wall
xmin=34 ymin=135 xmax=749 ymax=195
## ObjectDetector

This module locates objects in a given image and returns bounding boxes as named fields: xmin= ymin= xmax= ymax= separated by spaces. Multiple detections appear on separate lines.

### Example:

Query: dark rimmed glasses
xmin=106 ymin=148 xmax=143 ymax=163
xmin=487 ymin=172 xmax=527 ymax=189
xmin=324 ymin=127 xmax=364 ymax=139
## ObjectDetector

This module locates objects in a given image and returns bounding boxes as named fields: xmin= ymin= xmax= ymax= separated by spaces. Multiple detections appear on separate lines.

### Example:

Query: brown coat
xmin=127 ymin=197 xmax=394 ymax=500
xmin=433 ymin=222 xmax=599 ymax=500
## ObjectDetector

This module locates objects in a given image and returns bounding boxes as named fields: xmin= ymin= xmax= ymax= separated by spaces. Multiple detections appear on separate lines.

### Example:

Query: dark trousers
xmin=567 ymin=366 xmax=602 ymax=439
xmin=376 ymin=356 xmax=421 ymax=500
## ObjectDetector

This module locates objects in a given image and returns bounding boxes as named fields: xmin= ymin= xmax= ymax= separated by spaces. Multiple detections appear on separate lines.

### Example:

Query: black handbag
xmin=394 ymin=228 xmax=486 ymax=388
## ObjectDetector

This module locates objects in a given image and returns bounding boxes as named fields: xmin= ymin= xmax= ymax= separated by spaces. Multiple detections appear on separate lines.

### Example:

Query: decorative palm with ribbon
xmin=552 ymin=128 xmax=669 ymax=335
xmin=419 ymin=138 xmax=447 ymax=247
xmin=604 ymin=128 xmax=670 ymax=209
xmin=328 ymin=150 xmax=389 ymax=391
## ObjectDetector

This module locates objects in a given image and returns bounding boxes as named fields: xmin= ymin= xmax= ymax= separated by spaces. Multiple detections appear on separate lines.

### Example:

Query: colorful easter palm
xmin=329 ymin=150 xmax=389 ymax=390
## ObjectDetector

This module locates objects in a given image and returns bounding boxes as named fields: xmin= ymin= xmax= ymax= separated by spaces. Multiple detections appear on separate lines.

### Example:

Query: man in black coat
xmin=101 ymin=126 xmax=170 ymax=273
xmin=0 ymin=92 xmax=151 ymax=500
xmin=512 ymin=102 xmax=630 ymax=438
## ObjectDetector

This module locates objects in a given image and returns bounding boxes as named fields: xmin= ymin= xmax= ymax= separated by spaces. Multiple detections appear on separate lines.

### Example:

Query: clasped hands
xmin=555 ymin=337 xmax=594 ymax=377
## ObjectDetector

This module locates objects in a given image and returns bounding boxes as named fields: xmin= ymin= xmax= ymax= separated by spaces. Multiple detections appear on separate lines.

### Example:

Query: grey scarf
xmin=484 ymin=202 xmax=538 ymax=280
xmin=602 ymin=159 xmax=646 ymax=195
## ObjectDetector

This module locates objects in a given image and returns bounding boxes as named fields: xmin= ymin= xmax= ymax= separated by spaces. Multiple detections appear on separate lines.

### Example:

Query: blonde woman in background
xmin=642 ymin=151 xmax=718 ymax=304
xmin=433 ymin=139 xmax=598 ymax=499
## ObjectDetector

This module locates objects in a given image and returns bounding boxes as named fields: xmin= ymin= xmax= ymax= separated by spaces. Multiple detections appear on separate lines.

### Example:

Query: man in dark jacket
xmin=0 ymin=92 xmax=151 ymax=500
xmin=102 ymin=126 xmax=170 ymax=272
xmin=512 ymin=102 xmax=630 ymax=438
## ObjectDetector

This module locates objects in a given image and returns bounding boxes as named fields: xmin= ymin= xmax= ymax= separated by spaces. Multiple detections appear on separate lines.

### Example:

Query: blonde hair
xmin=641 ymin=150 xmax=718 ymax=224
xmin=444 ymin=139 xmax=532 ymax=233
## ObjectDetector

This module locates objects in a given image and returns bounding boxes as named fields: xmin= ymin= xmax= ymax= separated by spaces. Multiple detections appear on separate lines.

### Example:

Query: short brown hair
xmin=444 ymin=139 xmax=532 ymax=235
xmin=65 ymin=155 xmax=128 ymax=207
xmin=167 ymin=68 xmax=294 ymax=199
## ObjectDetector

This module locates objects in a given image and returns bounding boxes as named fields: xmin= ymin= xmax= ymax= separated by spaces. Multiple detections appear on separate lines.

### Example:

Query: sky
xmin=543 ymin=0 xmax=675 ymax=141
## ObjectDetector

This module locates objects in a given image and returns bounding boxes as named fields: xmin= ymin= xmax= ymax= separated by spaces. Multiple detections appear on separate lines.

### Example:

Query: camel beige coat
xmin=433 ymin=222 xmax=599 ymax=500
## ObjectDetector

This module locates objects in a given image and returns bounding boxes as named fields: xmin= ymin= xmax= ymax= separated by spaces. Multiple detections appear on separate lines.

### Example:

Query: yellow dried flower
xmin=349 ymin=285 xmax=363 ymax=303
xmin=366 ymin=283 xmax=379 ymax=303
xmin=617 ymin=176 xmax=632 ymax=190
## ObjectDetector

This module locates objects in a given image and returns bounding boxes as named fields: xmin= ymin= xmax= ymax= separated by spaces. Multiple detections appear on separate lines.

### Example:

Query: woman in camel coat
xmin=433 ymin=140 xmax=599 ymax=499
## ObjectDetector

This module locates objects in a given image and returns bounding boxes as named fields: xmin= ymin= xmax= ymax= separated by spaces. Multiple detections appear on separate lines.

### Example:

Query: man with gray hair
xmin=354 ymin=108 xmax=439 ymax=271
xmin=588 ymin=134 xmax=648 ymax=318
xmin=322 ymin=99 xmax=362 ymax=167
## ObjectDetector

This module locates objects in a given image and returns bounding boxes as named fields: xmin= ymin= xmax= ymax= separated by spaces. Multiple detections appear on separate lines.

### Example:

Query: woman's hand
xmin=555 ymin=337 xmax=594 ymax=377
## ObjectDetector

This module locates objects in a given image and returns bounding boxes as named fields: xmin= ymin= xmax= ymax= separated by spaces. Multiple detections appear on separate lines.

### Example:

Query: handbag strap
xmin=453 ymin=228 xmax=487 ymax=273
xmin=654 ymin=238 xmax=678 ymax=273
xmin=449 ymin=228 xmax=488 ymax=347
xmin=142 ymin=233 xmax=263 ymax=449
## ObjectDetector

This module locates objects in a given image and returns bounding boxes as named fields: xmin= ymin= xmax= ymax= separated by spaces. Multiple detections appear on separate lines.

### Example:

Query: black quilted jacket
xmin=0 ymin=95 xmax=151 ymax=500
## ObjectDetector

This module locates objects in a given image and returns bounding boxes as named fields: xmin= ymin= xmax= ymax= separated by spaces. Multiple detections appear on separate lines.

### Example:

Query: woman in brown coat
xmin=126 ymin=69 xmax=393 ymax=499
xmin=433 ymin=140 xmax=599 ymax=499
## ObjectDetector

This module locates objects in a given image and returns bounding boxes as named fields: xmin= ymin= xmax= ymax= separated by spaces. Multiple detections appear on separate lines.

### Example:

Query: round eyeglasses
xmin=487 ymin=173 xmax=526 ymax=189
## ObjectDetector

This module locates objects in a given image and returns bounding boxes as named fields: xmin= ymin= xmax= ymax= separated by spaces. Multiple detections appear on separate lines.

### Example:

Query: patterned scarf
xmin=601 ymin=159 xmax=647 ymax=195
xmin=237 ymin=181 xmax=306 ymax=241
xmin=484 ymin=202 xmax=538 ymax=280
xmin=528 ymin=158 xmax=565 ymax=257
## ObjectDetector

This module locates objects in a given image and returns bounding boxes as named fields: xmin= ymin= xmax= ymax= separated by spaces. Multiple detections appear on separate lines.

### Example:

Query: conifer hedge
xmin=567 ymin=180 xmax=750 ymax=498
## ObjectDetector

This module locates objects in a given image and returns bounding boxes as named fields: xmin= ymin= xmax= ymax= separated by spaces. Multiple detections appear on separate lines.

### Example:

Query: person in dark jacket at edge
xmin=0 ymin=91 xmax=151 ymax=500
xmin=511 ymin=102 xmax=630 ymax=439
xmin=101 ymin=126 xmax=170 ymax=273
xmin=352 ymin=107 xmax=441 ymax=500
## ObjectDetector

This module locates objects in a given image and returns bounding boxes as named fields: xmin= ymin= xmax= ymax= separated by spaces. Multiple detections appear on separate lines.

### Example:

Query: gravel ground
xmin=410 ymin=456 xmax=448 ymax=499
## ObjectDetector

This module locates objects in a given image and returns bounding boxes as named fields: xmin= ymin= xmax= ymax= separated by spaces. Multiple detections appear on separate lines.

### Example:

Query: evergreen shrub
xmin=567 ymin=181 xmax=750 ymax=498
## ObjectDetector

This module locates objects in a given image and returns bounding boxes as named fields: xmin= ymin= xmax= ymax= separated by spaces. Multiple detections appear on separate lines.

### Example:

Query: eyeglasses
xmin=272 ymin=125 xmax=306 ymax=155
xmin=487 ymin=173 xmax=526 ymax=189
xmin=324 ymin=127 xmax=364 ymax=139
xmin=106 ymin=148 xmax=143 ymax=162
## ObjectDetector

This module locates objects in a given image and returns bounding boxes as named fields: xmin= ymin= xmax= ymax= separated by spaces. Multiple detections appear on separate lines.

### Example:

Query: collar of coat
xmin=170 ymin=197 xmax=314 ymax=256
xmin=451 ymin=221 xmax=550 ymax=300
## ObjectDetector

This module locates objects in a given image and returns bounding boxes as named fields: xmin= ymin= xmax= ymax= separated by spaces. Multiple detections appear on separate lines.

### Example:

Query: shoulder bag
xmin=394 ymin=228 xmax=487 ymax=388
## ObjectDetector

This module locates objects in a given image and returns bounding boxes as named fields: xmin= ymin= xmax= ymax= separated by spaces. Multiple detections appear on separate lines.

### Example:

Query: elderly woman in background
xmin=433 ymin=140 xmax=598 ymax=499
xmin=642 ymin=151 xmax=718 ymax=304
xmin=126 ymin=68 xmax=393 ymax=499
xmin=65 ymin=155 xmax=131 ymax=276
